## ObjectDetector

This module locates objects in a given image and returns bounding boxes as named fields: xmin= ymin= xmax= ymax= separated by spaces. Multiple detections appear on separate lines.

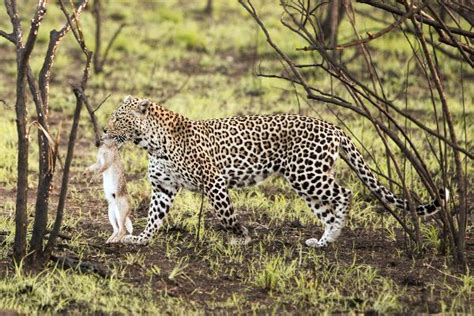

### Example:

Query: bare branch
xmin=93 ymin=94 xmax=111 ymax=113
xmin=100 ymin=23 xmax=127 ymax=68
xmin=5 ymin=0 xmax=48 ymax=262
xmin=239 ymin=0 xmax=315 ymax=100
xmin=357 ymin=0 xmax=474 ymax=39
xmin=92 ymin=0 xmax=126 ymax=73
xmin=45 ymin=0 xmax=92 ymax=259
xmin=29 ymin=0 xmax=88 ymax=261
xmin=0 ymin=29 xmax=14 ymax=43
xmin=74 ymin=88 xmax=107 ymax=146
xmin=425 ymin=5 xmax=473 ymax=66
xmin=408 ymin=3 xmax=468 ymax=265
xmin=38 ymin=0 xmax=89 ymax=109
xmin=324 ymin=3 xmax=425 ymax=50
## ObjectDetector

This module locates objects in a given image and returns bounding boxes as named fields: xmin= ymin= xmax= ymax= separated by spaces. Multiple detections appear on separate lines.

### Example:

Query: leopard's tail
xmin=338 ymin=132 xmax=449 ymax=216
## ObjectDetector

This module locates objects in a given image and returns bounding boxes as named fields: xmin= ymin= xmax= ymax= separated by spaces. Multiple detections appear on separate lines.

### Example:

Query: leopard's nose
xmin=103 ymin=127 xmax=108 ymax=133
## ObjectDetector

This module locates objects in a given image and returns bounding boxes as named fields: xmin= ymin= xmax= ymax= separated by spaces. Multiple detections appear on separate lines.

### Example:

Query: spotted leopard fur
xmin=103 ymin=96 xmax=449 ymax=247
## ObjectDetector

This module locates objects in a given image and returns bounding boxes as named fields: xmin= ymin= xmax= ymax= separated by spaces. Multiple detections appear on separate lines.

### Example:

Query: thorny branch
xmin=319 ymin=3 xmax=426 ymax=50
xmin=44 ymin=0 xmax=93 ymax=258
xmin=357 ymin=0 xmax=473 ymax=66
xmin=357 ymin=0 xmax=474 ymax=38
xmin=3 ymin=0 xmax=47 ymax=262
xmin=240 ymin=0 xmax=470 ymax=265
xmin=29 ymin=0 xmax=89 ymax=263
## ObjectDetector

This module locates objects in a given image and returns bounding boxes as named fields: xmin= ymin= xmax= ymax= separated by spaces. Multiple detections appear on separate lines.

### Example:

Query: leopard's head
xmin=103 ymin=96 xmax=153 ymax=146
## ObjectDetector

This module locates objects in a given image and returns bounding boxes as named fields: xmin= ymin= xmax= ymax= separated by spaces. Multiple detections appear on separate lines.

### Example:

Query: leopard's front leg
xmin=122 ymin=182 xmax=177 ymax=245
xmin=206 ymin=176 xmax=250 ymax=244
xmin=122 ymin=159 xmax=178 ymax=245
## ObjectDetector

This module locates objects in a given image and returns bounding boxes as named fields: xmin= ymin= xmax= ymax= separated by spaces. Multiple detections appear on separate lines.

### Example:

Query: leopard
xmin=103 ymin=95 xmax=449 ymax=247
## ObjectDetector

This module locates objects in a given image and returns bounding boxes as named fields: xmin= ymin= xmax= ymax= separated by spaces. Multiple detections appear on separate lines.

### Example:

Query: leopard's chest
xmin=148 ymin=155 xmax=201 ymax=191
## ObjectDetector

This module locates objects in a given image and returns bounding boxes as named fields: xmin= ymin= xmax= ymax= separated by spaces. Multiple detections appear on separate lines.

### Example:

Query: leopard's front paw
xmin=229 ymin=235 xmax=251 ymax=246
xmin=232 ymin=225 xmax=248 ymax=237
xmin=305 ymin=238 xmax=327 ymax=248
xmin=121 ymin=234 xmax=149 ymax=245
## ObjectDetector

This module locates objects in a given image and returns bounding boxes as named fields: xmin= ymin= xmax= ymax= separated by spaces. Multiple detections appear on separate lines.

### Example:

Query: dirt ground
xmin=0 ymin=130 xmax=472 ymax=313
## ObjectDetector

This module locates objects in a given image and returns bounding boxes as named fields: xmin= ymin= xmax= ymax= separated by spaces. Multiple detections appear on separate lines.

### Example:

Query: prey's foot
xmin=106 ymin=232 xmax=118 ymax=244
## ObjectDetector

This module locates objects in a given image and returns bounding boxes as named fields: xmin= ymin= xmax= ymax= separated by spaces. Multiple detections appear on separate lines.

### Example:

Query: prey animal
xmin=85 ymin=138 xmax=133 ymax=243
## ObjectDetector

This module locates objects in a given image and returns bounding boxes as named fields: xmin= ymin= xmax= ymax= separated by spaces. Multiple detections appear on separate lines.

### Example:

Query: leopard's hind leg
xmin=284 ymin=137 xmax=352 ymax=247
xmin=305 ymin=182 xmax=352 ymax=247
xmin=303 ymin=200 xmax=334 ymax=247
xmin=288 ymin=176 xmax=352 ymax=247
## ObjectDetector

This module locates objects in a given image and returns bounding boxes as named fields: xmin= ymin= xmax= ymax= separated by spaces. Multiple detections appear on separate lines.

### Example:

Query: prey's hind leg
xmin=106 ymin=201 xmax=119 ymax=243
xmin=113 ymin=196 xmax=130 ymax=242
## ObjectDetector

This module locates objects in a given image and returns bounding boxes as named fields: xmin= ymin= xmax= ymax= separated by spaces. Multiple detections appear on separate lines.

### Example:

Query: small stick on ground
xmin=195 ymin=188 xmax=205 ymax=243
xmin=51 ymin=254 xmax=110 ymax=278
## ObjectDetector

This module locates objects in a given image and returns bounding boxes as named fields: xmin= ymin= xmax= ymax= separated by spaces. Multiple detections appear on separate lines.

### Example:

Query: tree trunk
xmin=93 ymin=0 xmax=102 ymax=73
xmin=10 ymin=1 xmax=48 ymax=262
xmin=13 ymin=49 xmax=29 ymax=262
xmin=321 ymin=0 xmax=345 ymax=48
xmin=204 ymin=0 xmax=213 ymax=15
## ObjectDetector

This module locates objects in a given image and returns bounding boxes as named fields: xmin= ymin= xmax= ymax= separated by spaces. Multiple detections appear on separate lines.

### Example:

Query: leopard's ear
xmin=123 ymin=95 xmax=133 ymax=103
xmin=137 ymin=99 xmax=151 ymax=115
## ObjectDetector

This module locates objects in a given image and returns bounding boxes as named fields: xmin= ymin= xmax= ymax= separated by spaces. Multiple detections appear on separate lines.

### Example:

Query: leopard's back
xmin=202 ymin=114 xmax=335 ymax=187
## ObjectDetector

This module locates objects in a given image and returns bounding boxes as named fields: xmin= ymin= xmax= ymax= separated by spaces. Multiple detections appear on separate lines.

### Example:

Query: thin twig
xmin=357 ymin=0 xmax=474 ymax=38
xmin=322 ymin=3 xmax=425 ymax=50
xmin=195 ymin=189 xmax=205 ymax=243
xmin=101 ymin=23 xmax=127 ymax=68
xmin=94 ymin=94 xmax=111 ymax=113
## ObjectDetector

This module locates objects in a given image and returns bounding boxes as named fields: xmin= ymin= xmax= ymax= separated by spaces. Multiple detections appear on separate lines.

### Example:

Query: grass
xmin=0 ymin=0 xmax=472 ymax=314
xmin=0 ymin=263 xmax=195 ymax=314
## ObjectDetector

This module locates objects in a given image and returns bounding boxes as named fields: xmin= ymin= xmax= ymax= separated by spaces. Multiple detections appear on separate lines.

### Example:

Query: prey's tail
xmin=125 ymin=216 xmax=133 ymax=234
xmin=338 ymin=132 xmax=449 ymax=216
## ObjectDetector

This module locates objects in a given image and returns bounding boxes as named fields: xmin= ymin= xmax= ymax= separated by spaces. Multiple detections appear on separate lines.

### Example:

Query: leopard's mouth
xmin=112 ymin=135 xmax=127 ymax=147
xmin=102 ymin=133 xmax=127 ymax=147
